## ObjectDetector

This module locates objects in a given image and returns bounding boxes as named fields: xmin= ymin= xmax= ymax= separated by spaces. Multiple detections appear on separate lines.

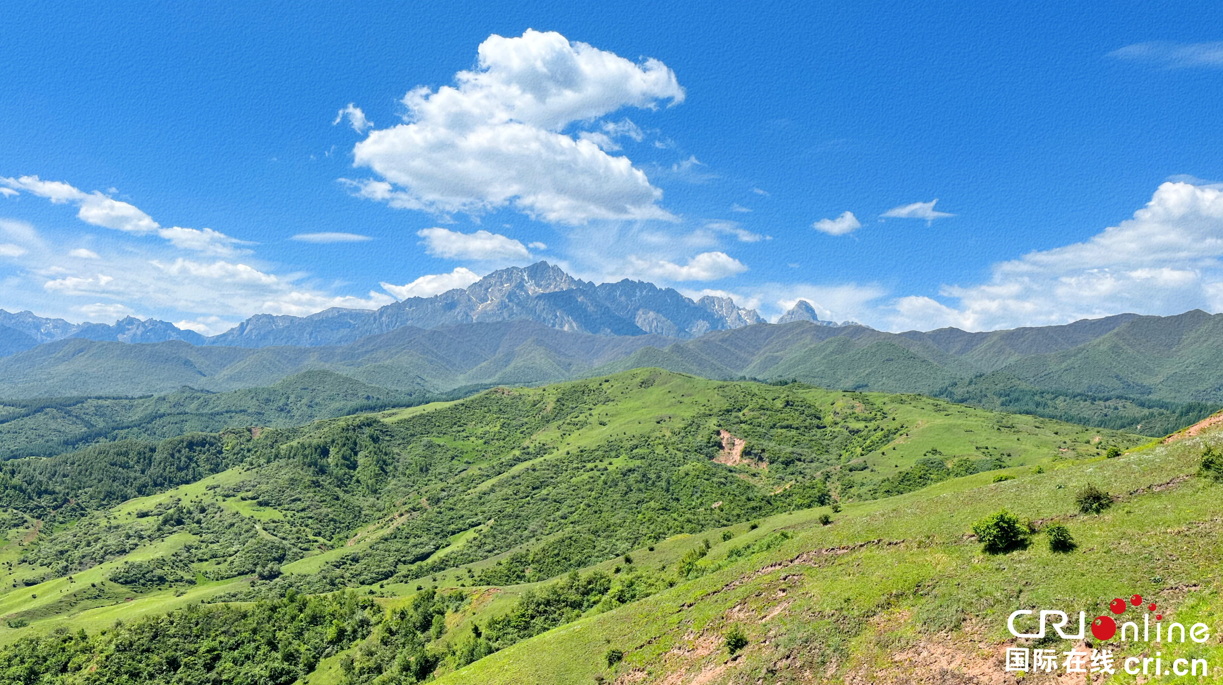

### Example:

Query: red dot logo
xmin=1131 ymin=594 xmax=1143 ymax=606
xmin=1149 ymin=603 xmax=1157 ymax=611
xmin=1109 ymin=598 xmax=1127 ymax=614
xmin=1092 ymin=616 xmax=1117 ymax=641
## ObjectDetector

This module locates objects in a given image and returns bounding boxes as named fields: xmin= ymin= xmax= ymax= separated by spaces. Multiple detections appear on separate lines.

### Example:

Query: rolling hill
xmin=0 ymin=369 xmax=1164 ymax=684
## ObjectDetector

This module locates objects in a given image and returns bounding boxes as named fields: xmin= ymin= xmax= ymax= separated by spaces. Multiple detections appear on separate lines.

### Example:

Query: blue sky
xmin=2 ymin=1 xmax=1222 ymax=334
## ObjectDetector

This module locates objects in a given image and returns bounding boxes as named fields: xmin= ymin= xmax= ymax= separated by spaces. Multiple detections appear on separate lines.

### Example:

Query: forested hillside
xmin=0 ymin=370 xmax=461 ymax=460
xmin=0 ymin=370 xmax=1150 ymax=683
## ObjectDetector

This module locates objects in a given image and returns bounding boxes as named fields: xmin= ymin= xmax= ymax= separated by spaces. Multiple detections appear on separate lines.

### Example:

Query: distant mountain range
xmin=2 ymin=262 xmax=1221 ymax=436
xmin=0 ymin=262 xmax=770 ymax=353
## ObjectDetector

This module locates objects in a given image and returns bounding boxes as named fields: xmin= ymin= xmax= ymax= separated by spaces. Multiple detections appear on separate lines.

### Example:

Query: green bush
xmin=725 ymin=625 xmax=748 ymax=654
xmin=971 ymin=509 xmax=1029 ymax=554
xmin=830 ymin=502 xmax=842 ymax=513
xmin=1200 ymin=446 xmax=1223 ymax=482
xmin=1106 ymin=446 xmax=1122 ymax=459
xmin=1075 ymin=483 xmax=1112 ymax=514
xmin=992 ymin=474 xmax=1015 ymax=483
xmin=605 ymin=648 xmax=623 ymax=667
xmin=818 ymin=513 xmax=832 ymax=526
xmin=1045 ymin=523 xmax=1075 ymax=553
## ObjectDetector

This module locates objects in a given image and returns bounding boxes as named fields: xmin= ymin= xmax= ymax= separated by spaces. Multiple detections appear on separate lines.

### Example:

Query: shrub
xmin=1075 ymin=484 xmax=1112 ymax=514
xmin=971 ymin=509 xmax=1029 ymax=554
xmin=605 ymin=648 xmax=623 ymax=667
xmin=1106 ymin=446 xmax=1122 ymax=459
xmin=1200 ymin=446 xmax=1223 ymax=482
xmin=721 ymin=531 xmax=733 ymax=542
xmin=830 ymin=502 xmax=842 ymax=513
xmin=818 ymin=513 xmax=832 ymax=526
xmin=992 ymin=474 xmax=1015 ymax=483
xmin=1045 ymin=523 xmax=1075 ymax=553
xmin=725 ymin=625 xmax=748 ymax=654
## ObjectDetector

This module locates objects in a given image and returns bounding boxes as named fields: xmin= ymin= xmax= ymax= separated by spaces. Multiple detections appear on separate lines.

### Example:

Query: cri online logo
xmin=1007 ymin=594 xmax=1212 ymax=677
xmin=1009 ymin=594 xmax=1210 ymax=644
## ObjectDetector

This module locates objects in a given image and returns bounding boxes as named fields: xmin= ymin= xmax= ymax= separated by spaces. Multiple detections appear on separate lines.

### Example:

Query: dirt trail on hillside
xmin=1164 ymin=411 xmax=1223 ymax=444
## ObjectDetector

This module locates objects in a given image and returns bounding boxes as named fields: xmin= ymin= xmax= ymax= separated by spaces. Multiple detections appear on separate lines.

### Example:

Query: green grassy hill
xmin=434 ymin=419 xmax=1223 ymax=685
xmin=0 ymin=370 xmax=1164 ymax=684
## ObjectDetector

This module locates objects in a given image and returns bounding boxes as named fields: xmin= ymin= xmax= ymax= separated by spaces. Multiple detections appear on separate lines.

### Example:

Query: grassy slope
xmin=434 ymin=424 xmax=1223 ymax=684
xmin=0 ymin=371 xmax=1147 ymax=675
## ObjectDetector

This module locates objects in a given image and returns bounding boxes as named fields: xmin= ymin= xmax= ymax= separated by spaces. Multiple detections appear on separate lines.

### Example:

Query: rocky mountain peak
xmin=777 ymin=300 xmax=828 ymax=325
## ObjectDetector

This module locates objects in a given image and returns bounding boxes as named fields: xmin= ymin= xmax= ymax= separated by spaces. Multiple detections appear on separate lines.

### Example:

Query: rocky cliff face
xmin=776 ymin=300 xmax=834 ymax=326
xmin=206 ymin=262 xmax=764 ymax=347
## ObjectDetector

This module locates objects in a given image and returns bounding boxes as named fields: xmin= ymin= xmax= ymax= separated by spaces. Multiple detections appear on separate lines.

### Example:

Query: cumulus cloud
xmin=381 ymin=267 xmax=481 ymax=300
xmin=881 ymin=199 xmax=954 ymax=223
xmin=628 ymin=251 xmax=747 ymax=281
xmin=812 ymin=211 xmax=861 ymax=236
xmin=885 ymin=181 xmax=1223 ymax=331
xmin=291 ymin=232 xmax=373 ymax=244
xmin=333 ymin=103 xmax=373 ymax=132
xmin=69 ymin=248 xmax=99 ymax=259
xmin=349 ymin=30 xmax=683 ymax=225
xmin=417 ymin=227 xmax=531 ymax=260
xmin=0 ymin=188 xmax=17 ymax=198
xmin=1109 ymin=42 xmax=1223 ymax=68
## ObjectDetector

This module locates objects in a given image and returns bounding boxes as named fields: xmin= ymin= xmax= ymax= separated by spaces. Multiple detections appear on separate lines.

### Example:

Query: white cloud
xmin=76 ymin=302 xmax=136 ymax=321
xmin=2 ymin=177 xmax=250 ymax=252
xmin=291 ymin=232 xmax=374 ymax=244
xmin=349 ymin=30 xmax=683 ymax=225
xmin=2 ymin=175 xmax=160 ymax=233
xmin=885 ymin=181 xmax=1223 ymax=331
xmin=730 ymin=203 xmax=752 ymax=213
xmin=157 ymin=226 xmax=253 ymax=257
xmin=528 ymin=241 xmax=547 ymax=250
xmin=680 ymin=287 xmax=762 ymax=311
xmin=333 ymin=103 xmax=373 ymax=133
xmin=0 ymin=178 xmax=397 ymax=324
xmin=0 ymin=218 xmax=41 ymax=246
xmin=381 ymin=267 xmax=481 ymax=300
xmin=417 ymin=227 xmax=531 ymax=260
xmin=628 ymin=251 xmax=747 ymax=281
xmin=752 ymin=187 xmax=769 ymax=196
xmin=0 ymin=244 xmax=27 ymax=258
xmin=0 ymin=188 xmax=17 ymax=198
xmin=881 ymin=199 xmax=954 ymax=223
xmin=1109 ymin=42 xmax=1223 ymax=68
xmin=44 ymin=273 xmax=116 ymax=295
xmin=174 ymin=316 xmax=234 ymax=336
xmin=812 ymin=211 xmax=861 ymax=236
xmin=697 ymin=220 xmax=768 ymax=243
xmin=579 ymin=118 xmax=646 ymax=151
